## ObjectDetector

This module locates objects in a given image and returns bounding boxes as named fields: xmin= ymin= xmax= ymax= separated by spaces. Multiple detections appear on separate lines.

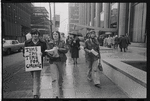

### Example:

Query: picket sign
xmin=24 ymin=46 xmax=42 ymax=72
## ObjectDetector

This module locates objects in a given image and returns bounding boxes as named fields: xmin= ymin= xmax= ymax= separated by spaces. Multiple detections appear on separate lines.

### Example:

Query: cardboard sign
xmin=24 ymin=46 xmax=42 ymax=72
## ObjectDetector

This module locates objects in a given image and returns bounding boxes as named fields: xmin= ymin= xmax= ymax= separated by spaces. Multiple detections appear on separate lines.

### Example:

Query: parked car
xmin=3 ymin=40 xmax=24 ymax=55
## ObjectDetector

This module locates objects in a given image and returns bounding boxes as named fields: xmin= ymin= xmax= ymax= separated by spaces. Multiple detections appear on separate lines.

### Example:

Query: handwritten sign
xmin=24 ymin=46 xmax=42 ymax=72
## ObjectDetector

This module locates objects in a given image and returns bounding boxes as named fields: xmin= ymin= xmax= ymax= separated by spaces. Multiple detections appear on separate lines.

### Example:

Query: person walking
xmin=118 ymin=35 xmax=128 ymax=52
xmin=103 ymin=36 xmax=107 ymax=47
xmin=111 ymin=35 xmax=115 ymax=49
xmin=114 ymin=35 xmax=119 ymax=49
xmin=23 ymin=29 xmax=47 ymax=98
xmin=107 ymin=35 xmax=112 ymax=48
xmin=84 ymin=30 xmax=101 ymax=88
xmin=46 ymin=31 xmax=68 ymax=97
xmin=125 ymin=34 xmax=130 ymax=50
xmin=70 ymin=35 xmax=80 ymax=65
xmin=98 ymin=35 xmax=103 ymax=46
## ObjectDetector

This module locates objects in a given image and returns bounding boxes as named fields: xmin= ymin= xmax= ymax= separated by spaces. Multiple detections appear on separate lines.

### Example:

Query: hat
xmin=90 ymin=30 xmax=95 ymax=33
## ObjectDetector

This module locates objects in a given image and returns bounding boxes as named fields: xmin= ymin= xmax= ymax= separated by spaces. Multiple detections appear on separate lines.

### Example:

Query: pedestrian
xmin=118 ymin=35 xmax=128 ymax=52
xmin=46 ymin=31 xmax=68 ymax=97
xmin=125 ymin=34 xmax=130 ymax=50
xmin=103 ymin=36 xmax=107 ymax=47
xmin=107 ymin=35 xmax=112 ymax=48
xmin=97 ymin=35 xmax=103 ymax=46
xmin=114 ymin=35 xmax=119 ymax=49
xmin=84 ymin=30 xmax=101 ymax=88
xmin=23 ymin=29 xmax=47 ymax=98
xmin=111 ymin=35 xmax=115 ymax=49
xmin=70 ymin=35 xmax=80 ymax=65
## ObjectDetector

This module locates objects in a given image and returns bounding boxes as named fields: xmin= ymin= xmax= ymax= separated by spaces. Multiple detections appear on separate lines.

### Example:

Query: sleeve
xmin=58 ymin=40 xmax=68 ymax=53
xmin=84 ymin=40 xmax=88 ymax=50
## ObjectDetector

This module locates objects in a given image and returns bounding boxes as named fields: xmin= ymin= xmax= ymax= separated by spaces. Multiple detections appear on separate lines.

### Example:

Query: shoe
xmin=34 ymin=95 xmax=39 ymax=99
xmin=56 ymin=96 xmax=59 ymax=98
xmin=95 ymin=84 xmax=101 ymax=88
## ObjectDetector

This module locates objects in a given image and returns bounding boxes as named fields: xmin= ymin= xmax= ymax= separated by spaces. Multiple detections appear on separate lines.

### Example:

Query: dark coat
xmin=119 ymin=37 xmax=128 ymax=48
xmin=70 ymin=38 xmax=80 ymax=58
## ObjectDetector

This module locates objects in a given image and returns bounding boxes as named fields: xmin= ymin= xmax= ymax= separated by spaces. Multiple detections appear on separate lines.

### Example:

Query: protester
xmin=70 ymin=35 xmax=80 ymax=65
xmin=46 ymin=31 xmax=68 ymax=92
xmin=84 ymin=30 xmax=101 ymax=88
xmin=118 ymin=35 xmax=128 ymax=52
xmin=85 ymin=32 xmax=90 ymax=63
xmin=23 ymin=29 xmax=47 ymax=98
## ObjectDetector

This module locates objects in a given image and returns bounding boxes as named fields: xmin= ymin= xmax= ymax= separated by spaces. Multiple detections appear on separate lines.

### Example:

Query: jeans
xmin=50 ymin=62 xmax=65 ymax=96
xmin=31 ymin=71 xmax=41 ymax=96
xmin=87 ymin=59 xmax=100 ymax=85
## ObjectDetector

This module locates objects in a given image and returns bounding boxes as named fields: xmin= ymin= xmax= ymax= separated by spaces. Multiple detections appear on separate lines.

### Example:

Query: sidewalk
xmin=39 ymin=44 xmax=146 ymax=98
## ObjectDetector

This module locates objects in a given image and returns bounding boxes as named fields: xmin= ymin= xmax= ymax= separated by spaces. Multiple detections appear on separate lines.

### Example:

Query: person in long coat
xmin=70 ymin=35 xmax=80 ymax=64
xmin=119 ymin=35 xmax=128 ymax=52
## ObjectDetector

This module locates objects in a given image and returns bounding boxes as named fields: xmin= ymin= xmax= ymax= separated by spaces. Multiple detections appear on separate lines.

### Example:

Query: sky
xmin=33 ymin=3 xmax=69 ymax=36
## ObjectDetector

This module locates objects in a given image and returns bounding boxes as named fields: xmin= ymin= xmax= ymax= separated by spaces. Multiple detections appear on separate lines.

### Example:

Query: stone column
xmin=79 ymin=3 xmax=82 ymax=25
xmin=87 ymin=3 xmax=90 ymax=26
xmin=96 ymin=3 xmax=102 ymax=27
xmin=118 ymin=3 xmax=127 ymax=36
xmin=91 ymin=3 xmax=94 ymax=26
xmin=104 ymin=3 xmax=110 ymax=28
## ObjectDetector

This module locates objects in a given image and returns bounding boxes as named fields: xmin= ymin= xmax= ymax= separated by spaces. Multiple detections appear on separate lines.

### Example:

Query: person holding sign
xmin=46 ymin=31 xmax=68 ymax=97
xmin=23 ymin=29 xmax=47 ymax=98
xmin=84 ymin=30 xmax=101 ymax=88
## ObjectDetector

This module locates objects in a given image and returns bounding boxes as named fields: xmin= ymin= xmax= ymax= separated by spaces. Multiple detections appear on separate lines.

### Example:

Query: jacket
xmin=47 ymin=40 xmax=68 ymax=63
xmin=84 ymin=38 xmax=101 ymax=61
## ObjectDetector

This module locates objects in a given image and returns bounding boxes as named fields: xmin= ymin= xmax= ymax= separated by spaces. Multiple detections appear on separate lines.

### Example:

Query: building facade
xmin=31 ymin=6 xmax=51 ymax=37
xmin=2 ymin=3 xmax=32 ymax=42
xmin=68 ymin=3 xmax=80 ymax=32
xmin=78 ymin=3 xmax=147 ymax=44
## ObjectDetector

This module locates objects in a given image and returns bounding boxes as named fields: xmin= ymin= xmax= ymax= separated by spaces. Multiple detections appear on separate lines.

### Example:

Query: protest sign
xmin=24 ymin=46 xmax=42 ymax=72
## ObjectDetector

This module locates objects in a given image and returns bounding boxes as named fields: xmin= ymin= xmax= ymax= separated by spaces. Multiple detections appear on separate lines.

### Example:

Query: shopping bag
xmin=98 ymin=59 xmax=103 ymax=71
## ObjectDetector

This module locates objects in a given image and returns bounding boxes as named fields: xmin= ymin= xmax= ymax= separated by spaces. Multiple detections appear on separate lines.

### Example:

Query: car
xmin=3 ymin=40 xmax=24 ymax=55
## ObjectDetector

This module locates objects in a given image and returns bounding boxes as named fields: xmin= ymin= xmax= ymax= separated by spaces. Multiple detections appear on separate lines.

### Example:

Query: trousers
xmin=50 ymin=62 xmax=65 ymax=97
xmin=87 ymin=59 xmax=100 ymax=85
xmin=31 ymin=71 xmax=41 ymax=96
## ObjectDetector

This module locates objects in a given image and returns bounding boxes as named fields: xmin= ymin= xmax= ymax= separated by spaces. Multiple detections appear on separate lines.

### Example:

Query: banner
xmin=24 ymin=46 xmax=42 ymax=72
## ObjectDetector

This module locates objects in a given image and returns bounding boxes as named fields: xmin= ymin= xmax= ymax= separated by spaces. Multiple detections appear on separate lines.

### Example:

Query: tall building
xmin=31 ymin=6 xmax=51 ymax=37
xmin=2 ymin=3 xmax=32 ymax=42
xmin=68 ymin=3 xmax=79 ymax=32
xmin=78 ymin=3 xmax=147 ymax=46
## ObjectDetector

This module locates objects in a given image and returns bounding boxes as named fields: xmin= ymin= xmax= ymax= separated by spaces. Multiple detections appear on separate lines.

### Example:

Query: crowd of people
xmin=23 ymin=29 xmax=131 ymax=98
xmin=97 ymin=33 xmax=130 ymax=52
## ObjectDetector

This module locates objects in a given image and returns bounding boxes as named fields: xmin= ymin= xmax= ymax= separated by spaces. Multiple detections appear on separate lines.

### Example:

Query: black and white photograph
xmin=2 ymin=2 xmax=147 ymax=99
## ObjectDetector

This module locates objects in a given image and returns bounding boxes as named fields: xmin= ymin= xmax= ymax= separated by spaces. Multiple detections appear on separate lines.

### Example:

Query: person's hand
xmin=88 ymin=50 xmax=91 ymax=53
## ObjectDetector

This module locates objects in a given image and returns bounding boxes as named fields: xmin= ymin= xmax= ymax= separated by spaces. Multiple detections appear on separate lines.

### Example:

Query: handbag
xmin=98 ymin=59 xmax=103 ymax=71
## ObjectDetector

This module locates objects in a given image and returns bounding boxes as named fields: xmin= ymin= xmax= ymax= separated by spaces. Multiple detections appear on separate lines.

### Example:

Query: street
xmin=3 ymin=52 xmax=33 ymax=98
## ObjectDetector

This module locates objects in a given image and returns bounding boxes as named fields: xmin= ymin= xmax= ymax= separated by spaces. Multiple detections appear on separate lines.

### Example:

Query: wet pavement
xmin=41 ymin=48 xmax=129 ymax=98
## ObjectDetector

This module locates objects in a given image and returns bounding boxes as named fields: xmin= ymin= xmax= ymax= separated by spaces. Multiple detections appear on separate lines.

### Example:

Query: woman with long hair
xmin=84 ymin=30 xmax=101 ymax=88
xmin=46 ymin=31 xmax=68 ymax=97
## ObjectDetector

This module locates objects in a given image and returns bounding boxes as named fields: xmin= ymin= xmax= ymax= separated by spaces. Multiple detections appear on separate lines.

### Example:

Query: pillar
xmin=91 ymin=3 xmax=94 ymax=26
xmin=104 ymin=3 xmax=110 ymax=28
xmin=96 ymin=3 xmax=102 ymax=27
xmin=87 ymin=3 xmax=90 ymax=26
xmin=118 ymin=3 xmax=127 ymax=37
xmin=79 ymin=3 xmax=82 ymax=25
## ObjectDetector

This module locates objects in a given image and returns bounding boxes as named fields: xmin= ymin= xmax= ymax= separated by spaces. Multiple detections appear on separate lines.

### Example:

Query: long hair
xmin=52 ymin=31 xmax=61 ymax=40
